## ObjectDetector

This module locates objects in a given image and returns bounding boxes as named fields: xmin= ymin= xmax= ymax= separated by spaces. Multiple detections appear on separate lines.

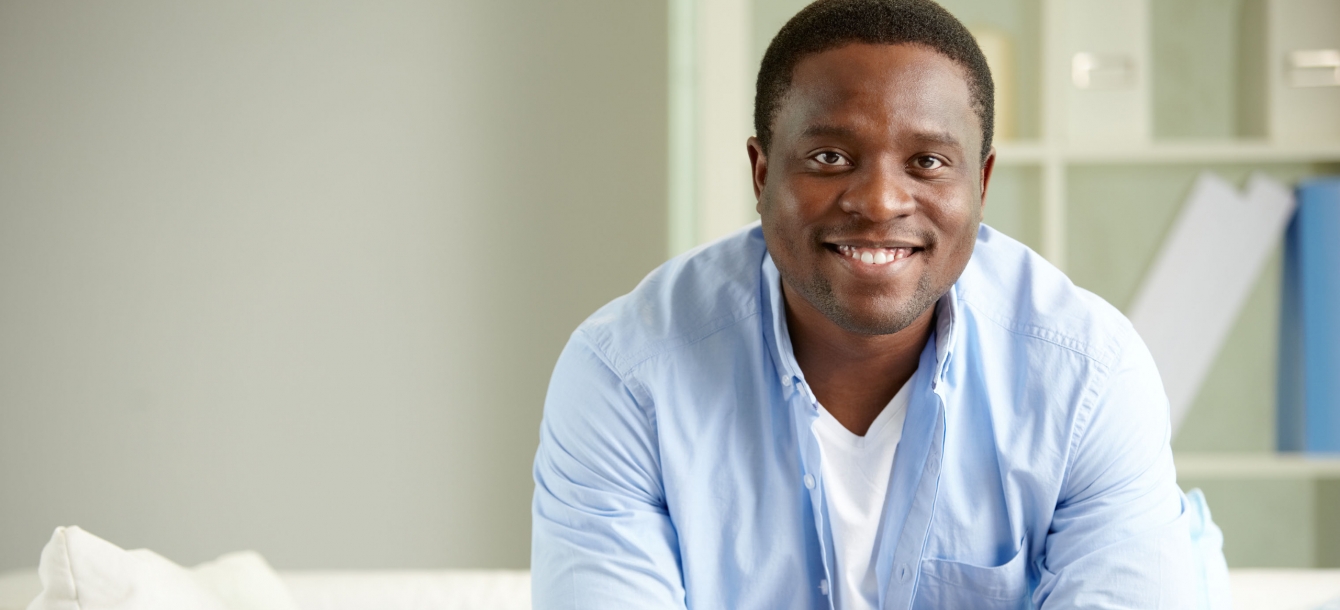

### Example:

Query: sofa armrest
xmin=281 ymin=570 xmax=530 ymax=610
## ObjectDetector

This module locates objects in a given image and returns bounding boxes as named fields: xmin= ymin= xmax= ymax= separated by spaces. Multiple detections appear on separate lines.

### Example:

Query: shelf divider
xmin=1175 ymin=452 xmax=1340 ymax=479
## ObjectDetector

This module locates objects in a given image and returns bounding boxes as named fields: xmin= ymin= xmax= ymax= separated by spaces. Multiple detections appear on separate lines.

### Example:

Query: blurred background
xmin=1 ymin=0 xmax=1338 ymax=573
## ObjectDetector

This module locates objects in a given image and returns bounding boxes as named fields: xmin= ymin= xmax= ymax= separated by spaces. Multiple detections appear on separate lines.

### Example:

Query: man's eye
xmin=814 ymin=152 xmax=847 ymax=165
xmin=913 ymin=156 xmax=944 ymax=170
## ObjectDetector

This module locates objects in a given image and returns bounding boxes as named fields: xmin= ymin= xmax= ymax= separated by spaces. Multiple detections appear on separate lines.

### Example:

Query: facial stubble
xmin=773 ymin=221 xmax=960 ymax=337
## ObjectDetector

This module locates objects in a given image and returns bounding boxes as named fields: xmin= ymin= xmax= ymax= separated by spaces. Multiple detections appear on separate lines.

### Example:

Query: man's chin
xmin=824 ymin=302 xmax=927 ymax=336
xmin=814 ymin=277 xmax=944 ymax=336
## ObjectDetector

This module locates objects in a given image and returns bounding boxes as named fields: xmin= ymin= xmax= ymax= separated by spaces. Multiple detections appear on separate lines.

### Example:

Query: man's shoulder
xmin=957 ymin=224 xmax=1138 ymax=368
xmin=574 ymin=223 xmax=768 ymax=377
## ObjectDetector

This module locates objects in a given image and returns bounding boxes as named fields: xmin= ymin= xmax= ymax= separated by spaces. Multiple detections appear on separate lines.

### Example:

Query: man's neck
xmin=783 ymin=283 xmax=935 ymax=436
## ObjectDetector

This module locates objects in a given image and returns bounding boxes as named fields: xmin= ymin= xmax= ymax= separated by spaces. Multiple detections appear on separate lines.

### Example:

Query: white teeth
xmin=836 ymin=245 xmax=918 ymax=264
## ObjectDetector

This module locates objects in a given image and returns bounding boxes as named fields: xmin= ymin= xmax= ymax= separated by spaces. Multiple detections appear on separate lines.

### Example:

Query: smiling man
xmin=532 ymin=1 xmax=1194 ymax=608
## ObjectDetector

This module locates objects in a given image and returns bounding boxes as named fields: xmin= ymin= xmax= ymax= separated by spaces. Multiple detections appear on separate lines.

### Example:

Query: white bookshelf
xmin=988 ymin=0 xmax=1340 ymax=271
xmin=668 ymin=0 xmax=757 ymax=257
xmin=1176 ymin=452 xmax=1340 ymax=479
xmin=994 ymin=139 xmax=1340 ymax=268
xmin=996 ymin=141 xmax=1340 ymax=165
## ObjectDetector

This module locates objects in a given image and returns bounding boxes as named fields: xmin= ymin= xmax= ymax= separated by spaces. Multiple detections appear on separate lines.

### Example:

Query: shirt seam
xmin=585 ymin=305 xmax=761 ymax=379
xmin=1058 ymin=340 xmax=1125 ymax=498
xmin=956 ymin=289 xmax=1127 ymax=505
xmin=609 ymin=310 xmax=765 ymax=382
xmin=571 ymin=327 xmax=695 ymax=605
xmin=956 ymin=293 xmax=1120 ymax=368
xmin=570 ymin=327 xmax=665 ymax=498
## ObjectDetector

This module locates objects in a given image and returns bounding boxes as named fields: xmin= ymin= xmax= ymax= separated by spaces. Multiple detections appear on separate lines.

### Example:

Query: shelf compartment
xmin=995 ymin=141 xmax=1340 ymax=164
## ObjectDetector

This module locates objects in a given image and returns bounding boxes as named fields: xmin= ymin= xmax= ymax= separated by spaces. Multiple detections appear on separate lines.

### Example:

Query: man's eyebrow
xmin=799 ymin=125 xmax=966 ymax=151
xmin=909 ymin=130 xmax=965 ymax=150
xmin=800 ymin=124 xmax=858 ymax=139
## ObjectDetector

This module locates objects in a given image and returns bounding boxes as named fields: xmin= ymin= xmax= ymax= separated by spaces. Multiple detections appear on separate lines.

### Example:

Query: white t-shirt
xmin=813 ymin=379 xmax=912 ymax=610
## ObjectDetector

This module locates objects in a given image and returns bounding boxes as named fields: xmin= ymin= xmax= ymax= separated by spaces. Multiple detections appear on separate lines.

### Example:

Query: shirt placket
xmin=785 ymin=372 xmax=838 ymax=610
xmin=875 ymin=388 xmax=946 ymax=610
xmin=875 ymin=295 xmax=956 ymax=610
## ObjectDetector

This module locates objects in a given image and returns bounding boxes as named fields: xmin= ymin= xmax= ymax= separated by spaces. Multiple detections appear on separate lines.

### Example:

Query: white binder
xmin=1267 ymin=0 xmax=1340 ymax=143
xmin=1127 ymin=173 xmax=1296 ymax=432
xmin=1058 ymin=0 xmax=1150 ymax=145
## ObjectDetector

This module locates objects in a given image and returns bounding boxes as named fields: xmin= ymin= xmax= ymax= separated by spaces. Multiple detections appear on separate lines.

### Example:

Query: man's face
xmin=751 ymin=42 xmax=993 ymax=336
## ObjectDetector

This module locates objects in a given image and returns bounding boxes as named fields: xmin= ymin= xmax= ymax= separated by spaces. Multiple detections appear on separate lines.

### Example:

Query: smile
xmin=832 ymin=244 xmax=918 ymax=266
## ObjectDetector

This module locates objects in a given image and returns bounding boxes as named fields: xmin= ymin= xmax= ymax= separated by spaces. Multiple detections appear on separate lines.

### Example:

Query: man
xmin=532 ymin=0 xmax=1194 ymax=608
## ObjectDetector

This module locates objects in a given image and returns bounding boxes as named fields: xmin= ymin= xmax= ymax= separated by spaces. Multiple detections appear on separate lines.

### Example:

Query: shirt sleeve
xmin=531 ymin=330 xmax=687 ymax=610
xmin=1034 ymin=332 xmax=1196 ymax=609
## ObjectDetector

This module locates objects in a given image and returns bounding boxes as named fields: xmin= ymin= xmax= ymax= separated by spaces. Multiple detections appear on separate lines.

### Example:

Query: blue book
xmin=1278 ymin=177 xmax=1340 ymax=453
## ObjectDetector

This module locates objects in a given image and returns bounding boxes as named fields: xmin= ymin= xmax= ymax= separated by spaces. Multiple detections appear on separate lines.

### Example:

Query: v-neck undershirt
xmin=812 ymin=377 xmax=913 ymax=610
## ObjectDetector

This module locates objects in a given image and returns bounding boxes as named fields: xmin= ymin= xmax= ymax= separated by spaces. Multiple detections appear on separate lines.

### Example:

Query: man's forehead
xmin=789 ymin=43 xmax=970 ymax=111
xmin=776 ymin=43 xmax=978 ymax=144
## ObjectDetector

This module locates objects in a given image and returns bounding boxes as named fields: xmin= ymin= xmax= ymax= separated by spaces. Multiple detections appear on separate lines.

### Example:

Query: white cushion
xmin=25 ymin=526 xmax=297 ymax=610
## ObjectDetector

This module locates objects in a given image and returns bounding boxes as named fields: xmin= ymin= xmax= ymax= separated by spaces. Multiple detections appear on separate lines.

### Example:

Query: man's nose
xmin=838 ymin=164 xmax=915 ymax=222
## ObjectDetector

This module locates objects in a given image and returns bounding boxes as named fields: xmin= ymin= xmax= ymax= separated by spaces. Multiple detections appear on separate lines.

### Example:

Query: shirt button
xmin=803 ymin=474 xmax=816 ymax=489
xmin=818 ymin=579 xmax=829 ymax=596
xmin=897 ymin=564 xmax=910 ymax=581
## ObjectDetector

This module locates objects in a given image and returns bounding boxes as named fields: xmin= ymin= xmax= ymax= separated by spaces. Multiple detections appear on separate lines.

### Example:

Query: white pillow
xmin=26 ymin=526 xmax=298 ymax=610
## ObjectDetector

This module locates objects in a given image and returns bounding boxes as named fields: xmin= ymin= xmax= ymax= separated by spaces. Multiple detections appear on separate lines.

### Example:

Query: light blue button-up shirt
xmin=532 ymin=224 xmax=1193 ymax=609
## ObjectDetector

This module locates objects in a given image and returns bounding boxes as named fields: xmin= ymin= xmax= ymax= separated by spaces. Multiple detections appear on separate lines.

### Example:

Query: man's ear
xmin=978 ymin=146 xmax=996 ymax=216
xmin=747 ymin=136 xmax=768 ymax=212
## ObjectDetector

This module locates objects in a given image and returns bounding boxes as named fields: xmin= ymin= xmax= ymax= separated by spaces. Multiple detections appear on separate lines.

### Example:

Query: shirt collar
xmin=761 ymin=251 xmax=959 ymax=394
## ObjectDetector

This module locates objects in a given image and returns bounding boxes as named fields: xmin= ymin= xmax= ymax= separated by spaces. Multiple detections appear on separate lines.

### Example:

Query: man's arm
xmin=531 ymin=331 xmax=686 ymax=610
xmin=1034 ymin=333 xmax=1196 ymax=608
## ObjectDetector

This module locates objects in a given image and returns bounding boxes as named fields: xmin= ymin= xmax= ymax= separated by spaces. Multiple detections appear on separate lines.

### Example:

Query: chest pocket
xmin=912 ymin=542 xmax=1031 ymax=610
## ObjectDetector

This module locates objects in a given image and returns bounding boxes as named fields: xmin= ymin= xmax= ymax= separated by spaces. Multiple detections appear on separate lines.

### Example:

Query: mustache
xmin=814 ymin=219 xmax=937 ymax=248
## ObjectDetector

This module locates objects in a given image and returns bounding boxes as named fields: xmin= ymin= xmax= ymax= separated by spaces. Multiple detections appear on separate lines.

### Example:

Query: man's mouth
xmin=830 ymin=244 xmax=920 ymax=266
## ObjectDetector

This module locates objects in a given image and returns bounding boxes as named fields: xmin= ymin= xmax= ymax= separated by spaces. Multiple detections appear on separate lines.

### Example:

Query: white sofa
xmin=4 ymin=567 xmax=1340 ymax=610
xmin=0 ymin=569 xmax=531 ymax=610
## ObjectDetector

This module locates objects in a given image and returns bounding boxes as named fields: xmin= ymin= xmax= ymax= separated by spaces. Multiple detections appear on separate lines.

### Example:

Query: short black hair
xmin=754 ymin=0 xmax=994 ymax=162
